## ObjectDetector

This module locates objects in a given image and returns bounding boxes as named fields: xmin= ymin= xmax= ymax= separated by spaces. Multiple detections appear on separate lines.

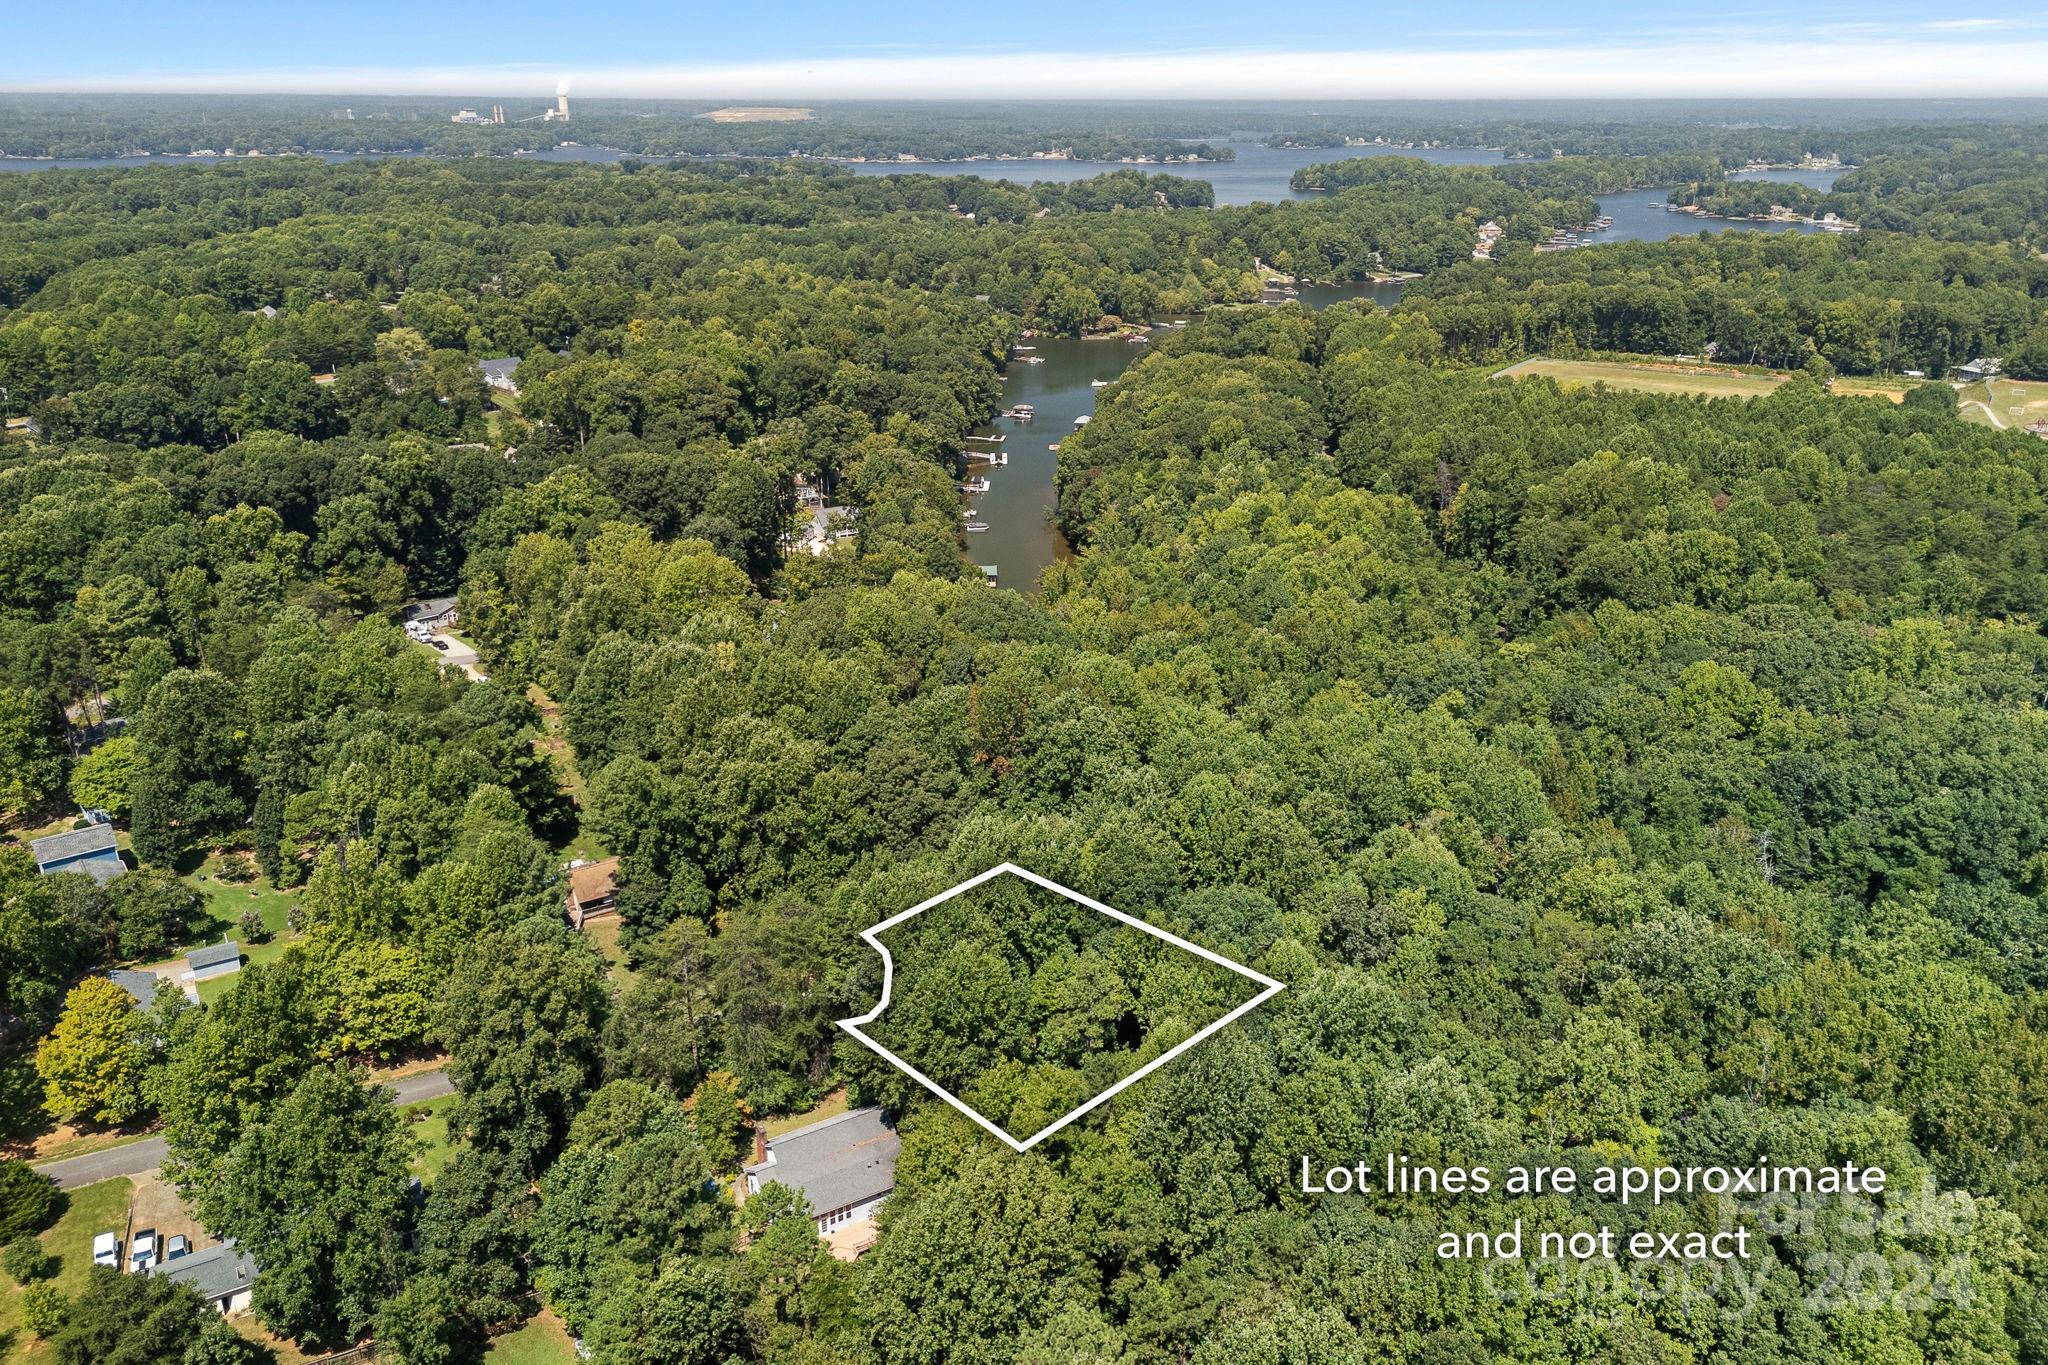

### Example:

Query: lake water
xmin=838 ymin=140 xmax=1514 ymax=206
xmin=966 ymin=336 xmax=1146 ymax=592
xmin=1730 ymin=167 xmax=1846 ymax=191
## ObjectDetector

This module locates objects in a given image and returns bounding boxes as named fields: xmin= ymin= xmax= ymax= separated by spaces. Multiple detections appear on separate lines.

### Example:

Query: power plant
xmin=453 ymin=89 xmax=568 ymax=126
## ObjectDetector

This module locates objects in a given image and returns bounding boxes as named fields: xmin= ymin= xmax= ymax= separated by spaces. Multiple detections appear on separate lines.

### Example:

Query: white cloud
xmin=12 ymin=37 xmax=2048 ymax=99
xmin=1923 ymin=17 xmax=2013 ymax=29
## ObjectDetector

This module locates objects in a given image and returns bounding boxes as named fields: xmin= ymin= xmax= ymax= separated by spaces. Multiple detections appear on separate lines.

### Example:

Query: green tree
xmin=438 ymin=925 xmax=610 ymax=1177
xmin=68 ymin=735 xmax=143 ymax=819
xmin=47 ymin=1266 xmax=207 ymax=1364
xmin=0 ymin=1159 xmax=59 ymax=1241
xmin=581 ymin=1258 xmax=739 ymax=1365
xmin=202 ymin=1065 xmax=410 ymax=1345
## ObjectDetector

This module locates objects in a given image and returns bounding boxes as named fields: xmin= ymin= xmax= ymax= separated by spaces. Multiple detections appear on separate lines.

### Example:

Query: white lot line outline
xmin=837 ymin=862 xmax=1287 ymax=1153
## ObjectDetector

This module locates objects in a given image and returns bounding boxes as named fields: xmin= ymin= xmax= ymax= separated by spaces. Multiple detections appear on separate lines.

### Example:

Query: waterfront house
xmin=30 ymin=824 xmax=126 ymax=885
xmin=744 ymin=1108 xmax=899 ymax=1241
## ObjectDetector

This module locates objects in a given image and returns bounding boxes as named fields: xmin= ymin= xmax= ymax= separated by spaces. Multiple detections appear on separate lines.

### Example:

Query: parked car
xmin=166 ymin=1234 xmax=190 ymax=1260
xmin=129 ymin=1228 xmax=157 ymax=1272
xmin=92 ymin=1232 xmax=119 ymax=1268
xmin=429 ymin=638 xmax=449 ymax=652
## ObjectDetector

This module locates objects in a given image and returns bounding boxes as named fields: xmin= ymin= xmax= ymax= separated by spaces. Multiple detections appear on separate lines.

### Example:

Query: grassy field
xmin=1494 ymin=357 xmax=1786 ymax=398
xmin=1495 ymin=357 xmax=1924 ymax=404
xmin=0 ymin=1177 xmax=132 ymax=1364
xmin=484 ymin=1312 xmax=578 ymax=1364
xmin=1960 ymin=377 xmax=2048 ymax=430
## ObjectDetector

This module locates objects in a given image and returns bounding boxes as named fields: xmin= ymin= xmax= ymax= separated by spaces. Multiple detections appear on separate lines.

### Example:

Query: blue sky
xmin=8 ymin=2 xmax=2047 ymax=96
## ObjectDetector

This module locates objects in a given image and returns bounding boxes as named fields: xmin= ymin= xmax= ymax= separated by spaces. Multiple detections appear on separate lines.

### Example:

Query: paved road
xmin=34 ymin=1066 xmax=454 ymax=1190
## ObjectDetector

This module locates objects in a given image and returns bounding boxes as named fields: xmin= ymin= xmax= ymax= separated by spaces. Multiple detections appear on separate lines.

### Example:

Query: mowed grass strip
xmin=1493 ymin=357 xmax=1785 ymax=398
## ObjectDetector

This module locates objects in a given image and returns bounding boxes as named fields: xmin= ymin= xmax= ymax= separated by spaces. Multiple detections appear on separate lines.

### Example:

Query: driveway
xmin=425 ymin=632 xmax=487 ymax=682
xmin=35 ymin=1066 xmax=454 ymax=1189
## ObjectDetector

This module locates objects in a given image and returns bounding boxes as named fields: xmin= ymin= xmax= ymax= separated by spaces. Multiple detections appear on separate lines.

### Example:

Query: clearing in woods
xmin=1494 ymin=357 xmax=1919 ymax=403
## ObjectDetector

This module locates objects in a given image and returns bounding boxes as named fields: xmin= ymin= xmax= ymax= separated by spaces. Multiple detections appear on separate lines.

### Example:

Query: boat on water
xmin=1020 ymin=356 xmax=1046 ymax=364
xmin=1048 ymin=442 xmax=1060 ymax=452
xmin=1003 ymin=406 xmax=1034 ymax=419
xmin=964 ymin=521 xmax=990 ymax=533
xmin=1073 ymin=414 xmax=1091 ymax=429
xmin=1090 ymin=380 xmax=1108 ymax=388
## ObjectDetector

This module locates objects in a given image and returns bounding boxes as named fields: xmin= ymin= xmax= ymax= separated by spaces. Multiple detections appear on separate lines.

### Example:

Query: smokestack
xmin=752 ymin=1125 xmax=768 ymax=1166
xmin=557 ymin=93 xmax=569 ymax=120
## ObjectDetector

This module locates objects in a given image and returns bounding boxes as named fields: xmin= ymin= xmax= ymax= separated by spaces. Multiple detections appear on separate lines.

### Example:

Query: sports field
xmin=1959 ymin=377 xmax=2048 ymax=431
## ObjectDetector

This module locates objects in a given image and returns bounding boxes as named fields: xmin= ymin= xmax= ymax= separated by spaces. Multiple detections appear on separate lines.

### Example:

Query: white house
xmin=149 ymin=1240 xmax=258 ymax=1314
xmin=744 ymin=1108 xmax=898 ymax=1235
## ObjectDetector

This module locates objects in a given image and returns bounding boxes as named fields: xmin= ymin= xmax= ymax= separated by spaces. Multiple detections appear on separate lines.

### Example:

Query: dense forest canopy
xmin=4 ymin=110 xmax=2048 ymax=1363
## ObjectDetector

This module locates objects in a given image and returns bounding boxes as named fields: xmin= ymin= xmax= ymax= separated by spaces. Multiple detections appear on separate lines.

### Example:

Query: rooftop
xmin=106 ymin=970 xmax=160 ymax=1011
xmin=149 ymin=1240 xmax=258 ymax=1301
xmin=402 ymin=596 xmax=457 ymax=623
xmin=568 ymin=857 xmax=620 ymax=905
xmin=30 ymin=823 xmax=119 ymax=867
xmin=186 ymin=941 xmax=242 ymax=970
xmin=745 ymin=1107 xmax=898 ymax=1217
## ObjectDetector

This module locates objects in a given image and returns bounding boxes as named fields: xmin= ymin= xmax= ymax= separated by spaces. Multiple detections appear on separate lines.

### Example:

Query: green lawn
xmin=484 ymin=1312 xmax=577 ymax=1364
xmin=403 ymin=1094 xmax=462 ymax=1185
xmin=0 ymin=1176 xmax=132 ymax=1364
xmin=184 ymin=851 xmax=303 ymax=1003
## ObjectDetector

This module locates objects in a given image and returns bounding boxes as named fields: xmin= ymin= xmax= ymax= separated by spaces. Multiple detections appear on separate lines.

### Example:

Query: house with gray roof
xmin=478 ymin=357 xmax=520 ymax=393
xmin=30 ymin=824 xmax=126 ymax=885
xmin=149 ymin=1239 xmax=258 ymax=1314
xmin=744 ymin=1107 xmax=898 ymax=1235
xmin=106 ymin=969 xmax=161 ymax=1012
xmin=186 ymin=941 xmax=242 ymax=983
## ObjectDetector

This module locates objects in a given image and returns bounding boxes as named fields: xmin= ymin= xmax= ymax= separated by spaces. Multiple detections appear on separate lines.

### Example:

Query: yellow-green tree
xmin=36 ymin=976 xmax=149 ymax=1125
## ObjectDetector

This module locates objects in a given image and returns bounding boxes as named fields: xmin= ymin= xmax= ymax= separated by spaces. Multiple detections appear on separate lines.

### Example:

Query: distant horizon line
xmin=7 ymin=37 xmax=2048 ymax=101
xmin=7 ymin=92 xmax=2048 ymax=106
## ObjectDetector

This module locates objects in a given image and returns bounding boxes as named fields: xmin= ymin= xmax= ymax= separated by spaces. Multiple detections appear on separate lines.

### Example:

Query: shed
xmin=30 ymin=824 xmax=127 ymax=885
xmin=566 ymin=858 xmax=620 ymax=928
xmin=187 ymin=941 xmax=242 ymax=983
xmin=744 ymin=1107 xmax=898 ymax=1236
xmin=150 ymin=1240 xmax=258 ymax=1314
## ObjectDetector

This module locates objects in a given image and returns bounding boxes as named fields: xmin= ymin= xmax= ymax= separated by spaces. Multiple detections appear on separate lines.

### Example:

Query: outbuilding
xmin=186 ymin=941 xmax=242 ymax=984
xmin=566 ymin=858 xmax=621 ymax=928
